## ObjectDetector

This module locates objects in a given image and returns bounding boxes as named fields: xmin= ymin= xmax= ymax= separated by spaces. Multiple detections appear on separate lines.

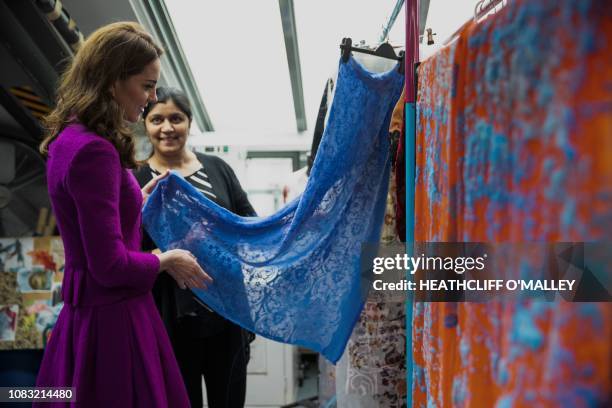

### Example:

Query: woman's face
xmin=144 ymin=99 xmax=191 ymax=156
xmin=112 ymin=58 xmax=161 ymax=122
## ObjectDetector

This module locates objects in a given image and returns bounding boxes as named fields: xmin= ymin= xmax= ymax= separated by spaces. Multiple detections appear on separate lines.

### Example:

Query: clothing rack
xmin=474 ymin=0 xmax=506 ymax=20
xmin=380 ymin=0 xmax=406 ymax=43
xmin=339 ymin=0 xmax=409 ymax=73
xmin=404 ymin=2 xmax=420 ymax=408
xmin=443 ymin=0 xmax=508 ymax=45
xmin=339 ymin=37 xmax=405 ymax=73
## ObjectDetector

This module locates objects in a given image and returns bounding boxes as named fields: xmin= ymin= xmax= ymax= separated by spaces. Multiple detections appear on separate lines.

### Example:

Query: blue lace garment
xmin=143 ymin=57 xmax=404 ymax=362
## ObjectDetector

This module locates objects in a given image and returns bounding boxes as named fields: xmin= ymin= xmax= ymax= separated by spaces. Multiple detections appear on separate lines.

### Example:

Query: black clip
xmin=340 ymin=37 xmax=352 ymax=63
xmin=398 ymin=50 xmax=405 ymax=74
xmin=426 ymin=28 xmax=437 ymax=45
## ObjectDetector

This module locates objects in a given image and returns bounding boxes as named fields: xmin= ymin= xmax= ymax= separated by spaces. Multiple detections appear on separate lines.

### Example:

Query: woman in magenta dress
xmin=34 ymin=22 xmax=211 ymax=407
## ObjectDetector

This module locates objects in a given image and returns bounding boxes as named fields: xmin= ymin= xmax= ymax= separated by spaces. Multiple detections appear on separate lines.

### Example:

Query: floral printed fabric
xmin=337 ymin=173 xmax=407 ymax=408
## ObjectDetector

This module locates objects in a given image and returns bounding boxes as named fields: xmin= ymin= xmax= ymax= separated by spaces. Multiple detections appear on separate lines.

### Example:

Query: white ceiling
xmin=160 ymin=0 xmax=483 ymax=144
xmin=164 ymin=0 xmax=408 ymax=139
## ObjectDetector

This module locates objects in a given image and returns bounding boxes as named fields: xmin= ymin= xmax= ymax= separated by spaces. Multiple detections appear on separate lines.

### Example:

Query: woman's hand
xmin=141 ymin=169 xmax=170 ymax=206
xmin=156 ymin=249 xmax=213 ymax=290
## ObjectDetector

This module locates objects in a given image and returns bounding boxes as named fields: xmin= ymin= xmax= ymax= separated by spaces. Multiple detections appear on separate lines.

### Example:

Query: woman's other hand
xmin=141 ymin=169 xmax=170 ymax=206
xmin=156 ymin=249 xmax=213 ymax=290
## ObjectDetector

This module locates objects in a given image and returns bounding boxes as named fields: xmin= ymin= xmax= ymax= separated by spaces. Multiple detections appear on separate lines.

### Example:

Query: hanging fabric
xmin=336 ymin=167 xmax=407 ymax=407
xmin=143 ymin=57 xmax=404 ymax=363
xmin=389 ymin=88 xmax=406 ymax=242
xmin=413 ymin=0 xmax=611 ymax=406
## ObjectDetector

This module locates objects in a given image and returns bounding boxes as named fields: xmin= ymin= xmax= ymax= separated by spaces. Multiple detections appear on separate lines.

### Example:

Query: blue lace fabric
xmin=143 ymin=57 xmax=404 ymax=362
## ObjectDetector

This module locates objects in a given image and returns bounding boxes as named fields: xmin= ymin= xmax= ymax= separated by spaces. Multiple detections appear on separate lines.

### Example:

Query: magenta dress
xmin=34 ymin=124 xmax=189 ymax=407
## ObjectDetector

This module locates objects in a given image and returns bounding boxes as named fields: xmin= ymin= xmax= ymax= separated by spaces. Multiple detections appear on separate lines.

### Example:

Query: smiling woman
xmin=143 ymin=87 xmax=192 ymax=158
xmin=134 ymin=86 xmax=257 ymax=408
xmin=34 ymin=22 xmax=211 ymax=408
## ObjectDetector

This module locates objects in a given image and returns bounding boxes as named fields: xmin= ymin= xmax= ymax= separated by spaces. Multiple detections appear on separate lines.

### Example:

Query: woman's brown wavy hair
xmin=39 ymin=22 xmax=163 ymax=168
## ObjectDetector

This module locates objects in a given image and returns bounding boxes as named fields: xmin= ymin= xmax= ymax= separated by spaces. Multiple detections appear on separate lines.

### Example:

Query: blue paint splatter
xmin=414 ymin=363 xmax=427 ymax=393
xmin=460 ymin=337 xmax=470 ymax=362
xmin=572 ymin=386 xmax=603 ymax=408
xmin=561 ymin=199 xmax=576 ymax=236
xmin=581 ymin=364 xmax=595 ymax=378
xmin=452 ymin=376 xmax=467 ymax=405
xmin=444 ymin=313 xmax=458 ymax=328
xmin=495 ymin=395 xmax=513 ymax=408
xmin=536 ymin=79 xmax=555 ymax=107
xmin=497 ymin=358 xmax=509 ymax=385
xmin=511 ymin=306 xmax=544 ymax=351
xmin=545 ymin=168 xmax=567 ymax=201
xmin=578 ymin=303 xmax=603 ymax=329
xmin=542 ymin=158 xmax=555 ymax=174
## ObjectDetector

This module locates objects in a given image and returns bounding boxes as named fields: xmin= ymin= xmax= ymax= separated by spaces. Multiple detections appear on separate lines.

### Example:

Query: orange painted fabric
xmin=413 ymin=0 xmax=611 ymax=407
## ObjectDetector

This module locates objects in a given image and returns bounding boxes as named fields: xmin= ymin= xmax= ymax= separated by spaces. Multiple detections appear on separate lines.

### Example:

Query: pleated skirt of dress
xmin=34 ymin=292 xmax=189 ymax=407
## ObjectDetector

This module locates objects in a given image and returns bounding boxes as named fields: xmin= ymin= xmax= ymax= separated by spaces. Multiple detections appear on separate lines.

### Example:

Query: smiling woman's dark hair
xmin=142 ymin=86 xmax=192 ymax=123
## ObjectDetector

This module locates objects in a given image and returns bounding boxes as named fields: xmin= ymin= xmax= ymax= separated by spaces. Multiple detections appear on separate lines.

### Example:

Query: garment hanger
xmin=375 ymin=42 xmax=399 ymax=60
xmin=474 ymin=0 xmax=506 ymax=21
xmin=443 ymin=0 xmax=508 ymax=46
xmin=340 ymin=37 xmax=405 ymax=74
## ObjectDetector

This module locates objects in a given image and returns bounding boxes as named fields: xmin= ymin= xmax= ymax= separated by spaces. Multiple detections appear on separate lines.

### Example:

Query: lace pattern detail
xmin=143 ymin=57 xmax=404 ymax=362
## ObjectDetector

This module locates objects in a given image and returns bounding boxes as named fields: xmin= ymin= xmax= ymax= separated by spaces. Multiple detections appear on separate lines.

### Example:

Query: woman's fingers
xmin=189 ymin=266 xmax=211 ymax=289
xmin=142 ymin=169 xmax=170 ymax=195
xmin=183 ymin=277 xmax=207 ymax=290
xmin=184 ymin=252 xmax=213 ymax=286
xmin=157 ymin=169 xmax=171 ymax=180
xmin=183 ymin=266 xmax=210 ymax=290
xmin=192 ymin=261 xmax=213 ymax=284
xmin=192 ymin=277 xmax=208 ymax=290
xmin=141 ymin=170 xmax=171 ymax=207
xmin=203 ymin=271 xmax=213 ymax=284
xmin=167 ymin=250 xmax=212 ymax=290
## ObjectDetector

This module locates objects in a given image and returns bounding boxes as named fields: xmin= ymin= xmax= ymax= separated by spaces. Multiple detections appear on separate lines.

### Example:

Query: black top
xmin=154 ymin=166 xmax=219 ymax=201
xmin=133 ymin=152 xmax=256 ymax=338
